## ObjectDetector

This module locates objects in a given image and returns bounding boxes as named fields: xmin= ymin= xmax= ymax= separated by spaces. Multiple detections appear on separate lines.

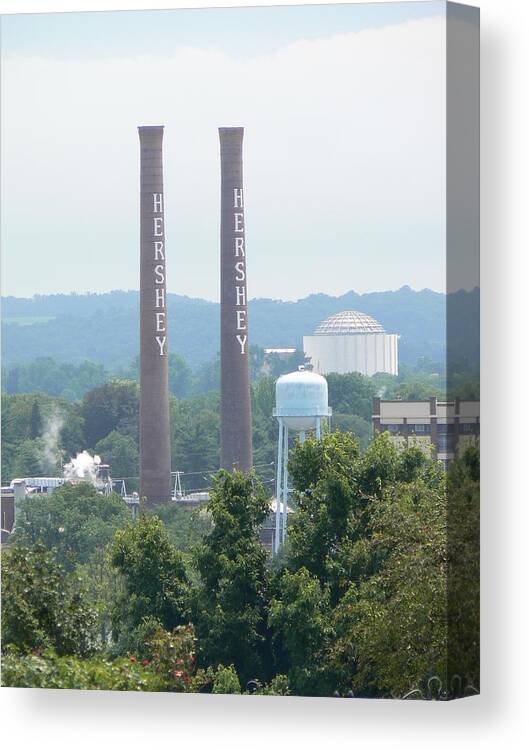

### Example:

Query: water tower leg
xmin=274 ymin=418 xmax=284 ymax=555
xmin=299 ymin=430 xmax=306 ymax=444
xmin=316 ymin=417 xmax=321 ymax=440
xmin=282 ymin=425 xmax=289 ymax=545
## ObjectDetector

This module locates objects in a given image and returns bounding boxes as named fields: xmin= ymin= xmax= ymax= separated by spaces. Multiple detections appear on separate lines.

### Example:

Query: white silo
xmin=303 ymin=310 xmax=399 ymax=376
xmin=272 ymin=366 xmax=332 ymax=554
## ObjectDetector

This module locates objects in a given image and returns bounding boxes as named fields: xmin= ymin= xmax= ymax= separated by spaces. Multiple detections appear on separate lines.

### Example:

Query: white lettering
xmin=155 ymin=312 xmax=166 ymax=332
xmin=231 ymin=188 xmax=247 ymax=354
xmin=235 ymin=285 xmax=246 ymax=306
xmin=155 ymin=336 xmax=167 ymax=356
xmin=235 ymin=237 xmax=245 ymax=257
xmin=234 ymin=212 xmax=244 ymax=233
xmin=235 ymin=262 xmax=246 ymax=283
xmin=153 ymin=216 xmax=164 ymax=237
xmin=153 ymin=193 xmax=163 ymax=213
xmin=233 ymin=188 xmax=244 ymax=209
xmin=155 ymin=287 xmax=165 ymax=309
xmin=150 ymin=191 xmax=167 ymax=352
xmin=236 ymin=310 xmax=246 ymax=331
xmin=154 ymin=264 xmax=165 ymax=284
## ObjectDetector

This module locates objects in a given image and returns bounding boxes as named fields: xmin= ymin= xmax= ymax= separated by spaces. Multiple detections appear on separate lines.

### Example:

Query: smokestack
xmin=138 ymin=125 xmax=172 ymax=504
xmin=219 ymin=127 xmax=253 ymax=471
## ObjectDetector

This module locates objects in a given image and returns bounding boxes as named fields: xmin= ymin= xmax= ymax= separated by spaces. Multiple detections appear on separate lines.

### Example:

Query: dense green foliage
xmin=326 ymin=372 xmax=375 ymax=421
xmin=95 ymin=431 xmax=139 ymax=487
xmin=1 ymin=335 xmax=479 ymax=699
xmin=446 ymin=447 xmax=480 ymax=686
xmin=192 ymin=471 xmax=270 ymax=683
xmin=1 ymin=433 xmax=479 ymax=696
xmin=147 ymin=502 xmax=213 ymax=555
xmin=3 ymin=357 xmax=108 ymax=401
xmin=1 ymin=544 xmax=97 ymax=656
xmin=1 ymin=281 xmax=480 ymax=697
xmin=2 ymin=366 xmax=405 ymax=488
xmin=80 ymin=380 xmax=139 ymax=447
xmin=1 ymin=392 xmax=83 ymax=480
xmin=12 ymin=482 xmax=131 ymax=569
xmin=110 ymin=515 xmax=190 ymax=651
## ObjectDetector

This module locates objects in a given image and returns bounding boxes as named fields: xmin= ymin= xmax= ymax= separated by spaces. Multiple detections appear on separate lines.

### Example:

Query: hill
xmin=1 ymin=286 xmax=477 ymax=370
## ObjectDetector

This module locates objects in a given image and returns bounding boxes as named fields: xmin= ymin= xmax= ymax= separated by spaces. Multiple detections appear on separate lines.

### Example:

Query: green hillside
xmin=1 ymin=286 xmax=478 ymax=371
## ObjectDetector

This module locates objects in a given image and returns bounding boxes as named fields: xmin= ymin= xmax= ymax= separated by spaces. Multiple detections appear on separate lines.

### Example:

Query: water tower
xmin=272 ymin=366 xmax=332 ymax=554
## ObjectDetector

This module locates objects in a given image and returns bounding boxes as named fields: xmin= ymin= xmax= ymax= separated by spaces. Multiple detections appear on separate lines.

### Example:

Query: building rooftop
xmin=314 ymin=310 xmax=385 ymax=336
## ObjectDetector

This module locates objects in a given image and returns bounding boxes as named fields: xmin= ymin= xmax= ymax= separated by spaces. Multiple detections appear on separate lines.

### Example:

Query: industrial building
xmin=303 ymin=310 xmax=399 ymax=376
xmin=373 ymin=397 xmax=480 ymax=467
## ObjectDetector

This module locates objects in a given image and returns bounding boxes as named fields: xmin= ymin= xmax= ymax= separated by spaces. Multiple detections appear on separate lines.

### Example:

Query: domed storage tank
xmin=274 ymin=366 xmax=331 ymax=431
xmin=303 ymin=309 xmax=399 ymax=376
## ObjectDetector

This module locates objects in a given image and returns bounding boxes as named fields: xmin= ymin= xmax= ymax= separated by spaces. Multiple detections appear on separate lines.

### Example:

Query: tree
xmin=59 ymin=406 xmax=86 ymax=459
xmin=393 ymin=380 xmax=444 ymax=401
xmin=1 ymin=393 xmax=88 ymax=482
xmin=148 ymin=502 xmax=212 ymax=555
xmin=1 ymin=543 xmax=97 ymax=656
xmin=193 ymin=357 xmax=220 ymax=394
xmin=249 ymin=345 xmax=266 ymax=380
xmin=446 ymin=446 xmax=480 ymax=690
xmin=95 ymin=430 xmax=139 ymax=483
xmin=264 ymin=350 xmax=306 ymax=380
xmin=81 ymin=380 xmax=139 ymax=447
xmin=331 ymin=414 xmax=371 ymax=450
xmin=119 ymin=354 xmax=192 ymax=399
xmin=251 ymin=376 xmax=277 ymax=465
xmin=210 ymin=664 xmax=241 ymax=694
xmin=284 ymin=430 xmax=448 ymax=697
xmin=11 ymin=438 xmax=43 ymax=478
xmin=110 ymin=514 xmax=190 ymax=651
xmin=268 ymin=567 xmax=334 ymax=696
xmin=170 ymin=394 xmax=219 ymax=485
xmin=326 ymin=372 xmax=376 ymax=421
xmin=2 ymin=357 xmax=109 ymax=400
xmin=193 ymin=470 xmax=270 ymax=684
xmin=1 ymin=393 xmax=61 ymax=480
xmin=330 ymin=475 xmax=449 ymax=697
xmin=12 ymin=481 xmax=131 ymax=570
xmin=28 ymin=398 xmax=42 ymax=438
xmin=168 ymin=354 xmax=193 ymax=398
xmin=286 ymin=430 xmax=363 ymax=603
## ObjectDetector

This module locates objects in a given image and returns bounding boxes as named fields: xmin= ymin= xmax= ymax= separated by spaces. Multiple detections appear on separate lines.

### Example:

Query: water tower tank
xmin=274 ymin=367 xmax=331 ymax=431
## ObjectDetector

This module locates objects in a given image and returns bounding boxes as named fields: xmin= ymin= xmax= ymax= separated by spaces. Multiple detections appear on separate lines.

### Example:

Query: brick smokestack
xmin=219 ymin=127 xmax=253 ymax=471
xmin=138 ymin=125 xmax=172 ymax=504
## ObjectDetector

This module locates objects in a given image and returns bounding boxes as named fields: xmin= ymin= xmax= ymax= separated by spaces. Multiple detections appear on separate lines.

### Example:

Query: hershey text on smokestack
xmin=233 ymin=187 xmax=247 ymax=355
xmin=152 ymin=191 xmax=167 ymax=356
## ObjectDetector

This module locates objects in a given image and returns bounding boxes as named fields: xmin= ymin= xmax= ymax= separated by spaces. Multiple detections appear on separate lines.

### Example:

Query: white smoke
xmin=63 ymin=451 xmax=101 ymax=484
xmin=40 ymin=410 xmax=64 ymax=474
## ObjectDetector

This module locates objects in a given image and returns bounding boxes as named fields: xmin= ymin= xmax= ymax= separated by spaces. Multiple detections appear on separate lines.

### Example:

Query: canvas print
xmin=0 ymin=2 xmax=480 ymax=699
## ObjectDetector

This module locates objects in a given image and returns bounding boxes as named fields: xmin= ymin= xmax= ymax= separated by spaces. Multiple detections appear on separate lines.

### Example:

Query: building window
xmin=409 ymin=424 xmax=431 ymax=434
xmin=437 ymin=435 xmax=455 ymax=452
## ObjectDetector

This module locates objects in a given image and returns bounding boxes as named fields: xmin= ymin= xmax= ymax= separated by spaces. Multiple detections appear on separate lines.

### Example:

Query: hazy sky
xmin=1 ymin=2 xmax=447 ymax=301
